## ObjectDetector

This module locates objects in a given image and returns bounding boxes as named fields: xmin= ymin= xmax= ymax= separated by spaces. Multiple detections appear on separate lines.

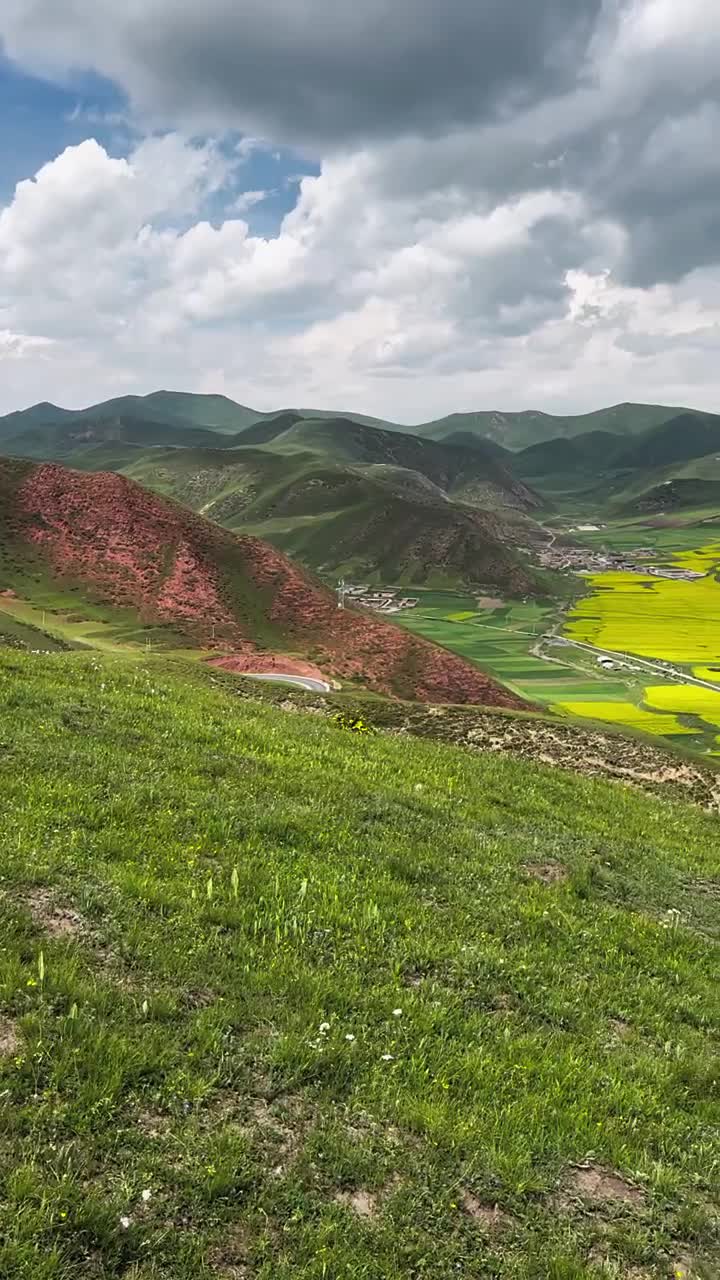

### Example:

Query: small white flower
xmin=414 ymin=783 xmax=424 ymax=792
xmin=381 ymin=1054 xmax=394 ymax=1061
xmin=141 ymin=1189 xmax=152 ymax=1203
xmin=345 ymin=1033 xmax=355 ymax=1042
xmin=392 ymin=1008 xmax=403 ymax=1018
xmin=319 ymin=1022 xmax=330 ymax=1033
xmin=119 ymin=1216 xmax=131 ymax=1230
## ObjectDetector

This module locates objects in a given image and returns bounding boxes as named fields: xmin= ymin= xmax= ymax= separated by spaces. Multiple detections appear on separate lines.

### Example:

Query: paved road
xmin=541 ymin=634 xmax=720 ymax=693
xmin=244 ymin=673 xmax=332 ymax=693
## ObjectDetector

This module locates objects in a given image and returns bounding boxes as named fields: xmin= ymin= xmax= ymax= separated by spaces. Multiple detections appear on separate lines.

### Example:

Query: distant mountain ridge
xmin=4 ymin=389 xmax=719 ymax=526
xmin=115 ymin=413 xmax=545 ymax=592
xmin=2 ymin=391 xmax=712 ymax=451
xmin=511 ymin=410 xmax=720 ymax=510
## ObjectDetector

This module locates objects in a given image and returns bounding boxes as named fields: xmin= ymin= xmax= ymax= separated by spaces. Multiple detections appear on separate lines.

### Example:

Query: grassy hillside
xmin=0 ymin=416 xmax=233 ymax=461
xmin=0 ymin=648 xmax=718 ymax=1278
xmin=413 ymin=404 xmax=704 ymax=451
xmin=0 ymin=393 xmax=267 ymax=442
xmin=210 ymin=415 xmax=542 ymax=512
xmin=616 ymin=458 xmax=720 ymax=516
xmin=510 ymin=414 xmax=720 ymax=515
xmin=121 ymin=436 xmax=543 ymax=595
xmin=0 ymin=457 xmax=531 ymax=708
xmin=5 ymin=393 xmax=710 ymax=454
xmin=1 ymin=405 xmax=549 ymax=593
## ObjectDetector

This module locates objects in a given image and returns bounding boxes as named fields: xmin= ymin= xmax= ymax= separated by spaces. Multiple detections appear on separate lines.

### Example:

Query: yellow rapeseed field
xmin=566 ymin=562 xmax=720 ymax=665
xmin=693 ymin=666 xmax=720 ymax=683
xmin=554 ymin=700 xmax=694 ymax=736
xmin=643 ymin=684 xmax=720 ymax=730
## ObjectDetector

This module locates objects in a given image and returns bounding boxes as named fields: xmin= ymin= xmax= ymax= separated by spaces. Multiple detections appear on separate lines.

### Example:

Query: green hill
xmin=613 ymin=413 xmax=720 ymax=472
xmin=0 ymin=392 xmax=267 ymax=441
xmin=233 ymin=416 xmax=542 ymax=510
xmin=0 ymin=456 xmax=532 ymax=707
xmin=0 ymin=414 xmax=230 ymax=460
xmin=121 ymin=410 xmax=549 ymax=593
xmin=510 ymin=413 xmax=720 ymax=514
xmin=0 ymin=646 xmax=718 ymax=1277
xmin=1 ymin=407 xmax=547 ymax=593
xmin=5 ymin=393 xmax=711 ymax=454
xmin=412 ymin=403 xmax=704 ymax=450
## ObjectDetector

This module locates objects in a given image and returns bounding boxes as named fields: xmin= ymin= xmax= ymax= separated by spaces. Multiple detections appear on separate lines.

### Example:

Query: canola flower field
xmin=559 ymin=541 xmax=720 ymax=751
xmin=565 ymin=562 xmax=720 ymax=667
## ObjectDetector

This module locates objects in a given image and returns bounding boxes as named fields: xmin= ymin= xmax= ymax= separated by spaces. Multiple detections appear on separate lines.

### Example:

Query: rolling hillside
xmin=121 ymin=431 xmax=544 ymax=594
xmin=0 ymin=414 xmax=233 ymax=460
xmin=2 ymin=409 xmax=546 ymax=594
xmin=1 ymin=646 xmax=718 ymax=1278
xmin=0 ymin=457 xmax=530 ymax=707
xmin=511 ymin=412 xmax=720 ymax=512
xmin=5 ymin=392 xmax=711 ymax=453
xmin=239 ymin=415 xmax=542 ymax=509
xmin=0 ymin=391 xmax=267 ymax=440
xmin=411 ymin=402 xmax=705 ymax=450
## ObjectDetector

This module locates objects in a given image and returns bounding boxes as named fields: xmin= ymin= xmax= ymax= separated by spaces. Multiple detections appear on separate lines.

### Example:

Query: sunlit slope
xmin=0 ymin=648 xmax=718 ymax=1276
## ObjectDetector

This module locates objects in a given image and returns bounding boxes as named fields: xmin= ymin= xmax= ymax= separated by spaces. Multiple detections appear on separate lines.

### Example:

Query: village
xmin=340 ymin=583 xmax=420 ymax=613
xmin=533 ymin=541 xmax=704 ymax=581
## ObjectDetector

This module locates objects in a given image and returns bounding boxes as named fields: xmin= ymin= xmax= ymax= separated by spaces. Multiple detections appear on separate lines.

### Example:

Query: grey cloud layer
xmin=3 ymin=0 xmax=720 ymax=288
xmin=1 ymin=0 xmax=602 ymax=145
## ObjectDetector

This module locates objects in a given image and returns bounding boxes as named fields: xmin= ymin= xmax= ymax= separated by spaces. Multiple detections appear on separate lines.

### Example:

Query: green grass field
xmin=1 ymin=649 xmax=719 ymax=1279
xmin=391 ymin=592 xmax=659 ymax=710
xmin=389 ymin=518 xmax=720 ymax=756
xmin=568 ymin=518 xmax=720 ymax=559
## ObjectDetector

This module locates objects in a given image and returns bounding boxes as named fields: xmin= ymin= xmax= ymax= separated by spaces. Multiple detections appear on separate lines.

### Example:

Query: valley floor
xmin=392 ymin=514 xmax=720 ymax=760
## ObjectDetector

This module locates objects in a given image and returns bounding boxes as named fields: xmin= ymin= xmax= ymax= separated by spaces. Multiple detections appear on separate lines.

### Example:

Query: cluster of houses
xmin=535 ymin=543 xmax=704 ymax=581
xmin=342 ymin=584 xmax=420 ymax=614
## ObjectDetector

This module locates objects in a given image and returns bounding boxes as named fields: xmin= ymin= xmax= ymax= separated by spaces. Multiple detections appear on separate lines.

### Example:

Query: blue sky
xmin=0 ymin=53 xmax=316 ymax=235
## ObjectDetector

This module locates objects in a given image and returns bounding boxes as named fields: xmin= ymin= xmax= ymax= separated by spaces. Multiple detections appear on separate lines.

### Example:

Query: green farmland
xmin=391 ymin=593 xmax=638 ymax=707
xmin=391 ymin=524 xmax=720 ymax=757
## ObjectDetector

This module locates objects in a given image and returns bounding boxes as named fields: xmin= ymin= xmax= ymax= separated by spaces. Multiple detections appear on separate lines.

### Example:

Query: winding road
xmin=243 ymin=673 xmax=332 ymax=693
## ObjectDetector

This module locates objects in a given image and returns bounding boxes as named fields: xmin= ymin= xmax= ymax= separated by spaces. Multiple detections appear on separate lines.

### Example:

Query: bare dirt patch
xmin=241 ymin=1093 xmax=312 ymax=1178
xmin=136 ymin=1108 xmax=173 ymax=1139
xmin=569 ymin=1163 xmax=644 ymax=1206
xmin=461 ymin=1190 xmax=514 ymax=1231
xmin=25 ymin=888 xmax=89 ymax=940
xmin=0 ymin=1017 xmax=21 ymax=1056
xmin=334 ymin=1189 xmax=378 ymax=1219
xmin=207 ymin=1221 xmax=252 ymax=1279
xmin=524 ymin=861 xmax=568 ymax=886
xmin=607 ymin=1017 xmax=633 ymax=1045
xmin=689 ymin=877 xmax=720 ymax=901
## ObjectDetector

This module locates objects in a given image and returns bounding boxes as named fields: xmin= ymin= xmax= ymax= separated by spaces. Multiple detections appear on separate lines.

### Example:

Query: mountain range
xmin=0 ymin=456 xmax=529 ymax=708
xmin=1 ymin=390 xmax=709 ymax=451
xmin=2 ymin=391 xmax=720 ymax=596
xmin=0 ymin=400 xmax=547 ymax=593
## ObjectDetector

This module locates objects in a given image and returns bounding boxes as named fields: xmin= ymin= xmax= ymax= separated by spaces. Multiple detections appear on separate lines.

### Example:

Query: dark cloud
xmin=3 ymin=0 xmax=720 ymax=296
xmin=1 ymin=0 xmax=603 ymax=147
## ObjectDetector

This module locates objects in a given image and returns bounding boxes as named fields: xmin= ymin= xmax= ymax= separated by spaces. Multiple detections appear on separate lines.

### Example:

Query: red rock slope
xmin=1 ymin=460 xmax=530 ymax=709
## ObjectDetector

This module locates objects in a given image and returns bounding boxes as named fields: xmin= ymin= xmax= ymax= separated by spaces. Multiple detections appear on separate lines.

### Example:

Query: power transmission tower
xmin=337 ymin=578 xmax=347 ymax=610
